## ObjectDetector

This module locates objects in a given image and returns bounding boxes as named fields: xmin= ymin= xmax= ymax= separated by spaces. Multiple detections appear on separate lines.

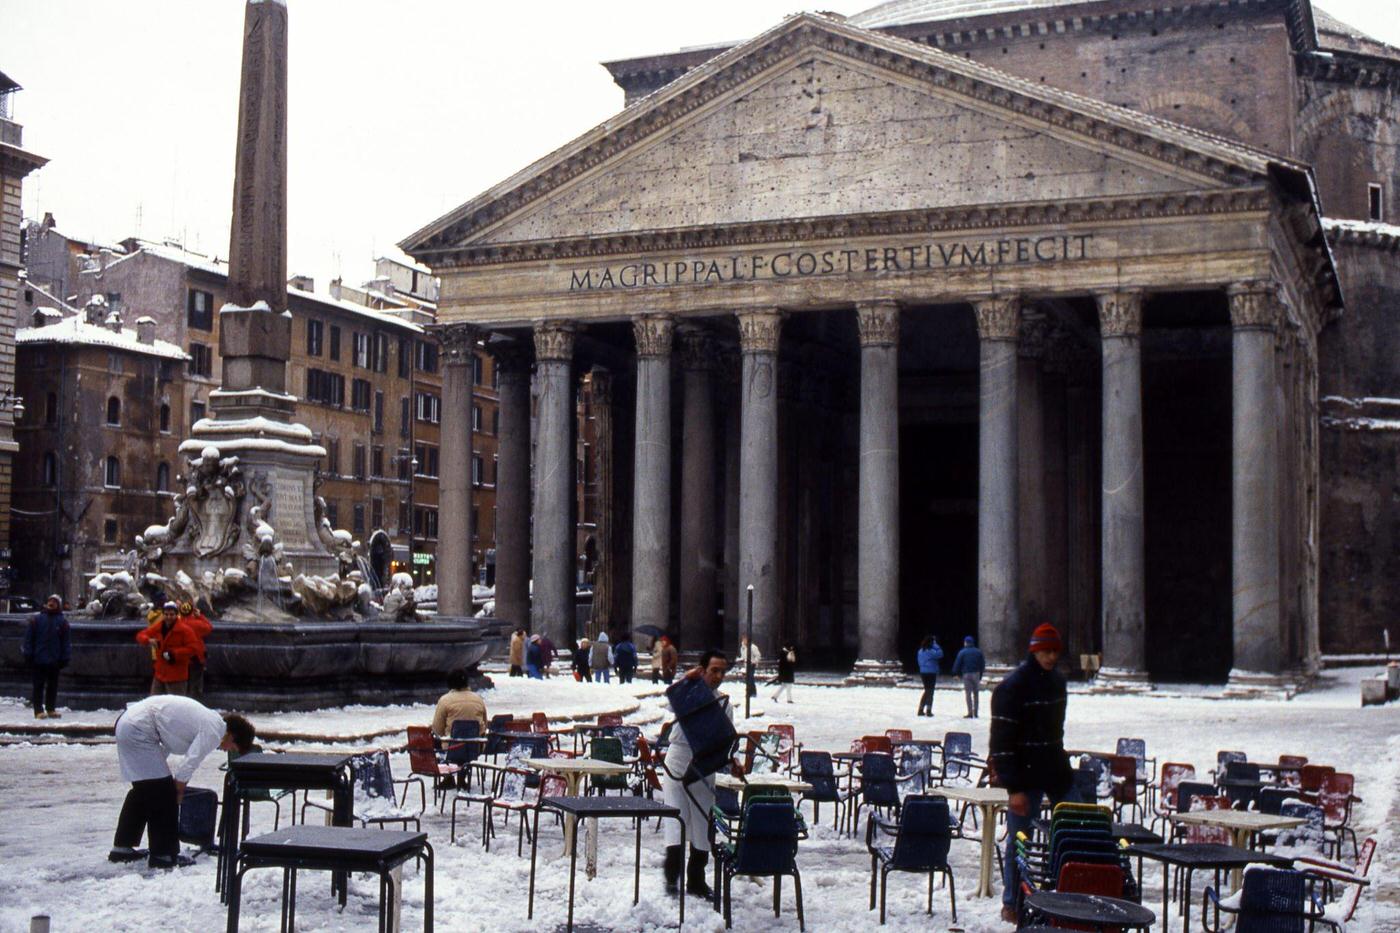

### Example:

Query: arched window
xmin=104 ymin=455 xmax=120 ymax=487
xmin=159 ymin=403 xmax=171 ymax=433
xmin=106 ymin=396 xmax=121 ymax=426
xmin=156 ymin=462 xmax=170 ymax=492
xmin=42 ymin=451 xmax=57 ymax=487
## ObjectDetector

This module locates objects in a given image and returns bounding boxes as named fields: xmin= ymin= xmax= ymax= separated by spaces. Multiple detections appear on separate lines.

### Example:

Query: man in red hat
xmin=989 ymin=623 xmax=1074 ymax=923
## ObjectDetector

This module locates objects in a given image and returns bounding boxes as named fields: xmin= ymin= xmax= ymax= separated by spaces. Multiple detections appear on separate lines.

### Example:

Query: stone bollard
xmin=31 ymin=916 xmax=50 ymax=933
xmin=1360 ymin=677 xmax=1388 ymax=707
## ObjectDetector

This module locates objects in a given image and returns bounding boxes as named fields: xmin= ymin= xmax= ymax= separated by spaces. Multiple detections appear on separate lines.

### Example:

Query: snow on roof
xmin=1323 ymin=217 xmax=1400 ymax=248
xmin=17 ymin=314 xmax=190 ymax=361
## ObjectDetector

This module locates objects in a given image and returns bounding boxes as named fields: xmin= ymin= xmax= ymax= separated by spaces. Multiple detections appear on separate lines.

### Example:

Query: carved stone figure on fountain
xmin=86 ymin=571 xmax=148 ymax=618
xmin=379 ymin=573 xmax=418 ymax=623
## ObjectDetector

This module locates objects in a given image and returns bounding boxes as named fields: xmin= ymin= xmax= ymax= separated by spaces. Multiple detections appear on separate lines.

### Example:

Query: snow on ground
xmin=0 ymin=667 xmax=1396 ymax=932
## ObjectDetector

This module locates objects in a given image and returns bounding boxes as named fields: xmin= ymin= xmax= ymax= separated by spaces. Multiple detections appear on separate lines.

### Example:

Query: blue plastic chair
xmin=483 ymin=713 xmax=513 ymax=759
xmin=304 ymin=750 xmax=422 ymax=830
xmin=896 ymin=743 xmax=934 ymax=799
xmin=1204 ymin=867 xmax=1318 ymax=933
xmin=714 ymin=799 xmax=805 ymax=930
xmin=938 ymin=732 xmax=975 ymax=784
xmin=444 ymin=719 xmax=482 ymax=789
xmin=797 ymin=750 xmax=851 ymax=830
xmin=849 ymin=752 xmax=902 ymax=838
xmin=865 ymin=794 xmax=957 ymax=925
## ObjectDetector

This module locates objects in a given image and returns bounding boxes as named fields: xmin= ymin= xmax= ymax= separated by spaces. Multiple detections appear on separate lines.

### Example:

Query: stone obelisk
xmin=176 ymin=0 xmax=334 ymax=575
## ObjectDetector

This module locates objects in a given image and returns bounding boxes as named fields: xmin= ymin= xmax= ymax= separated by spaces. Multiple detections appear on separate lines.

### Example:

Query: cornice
xmin=1324 ymin=220 xmax=1400 ymax=252
xmin=406 ymin=15 xmax=1271 ymax=259
xmin=1296 ymin=49 xmax=1400 ymax=92
xmin=431 ymin=187 xmax=1270 ymax=269
xmin=1096 ymin=290 xmax=1144 ymax=338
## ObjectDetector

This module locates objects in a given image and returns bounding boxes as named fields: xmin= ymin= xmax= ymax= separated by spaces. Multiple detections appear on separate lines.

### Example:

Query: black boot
xmin=663 ymin=844 xmax=683 ymax=894
xmin=687 ymin=846 xmax=713 ymax=898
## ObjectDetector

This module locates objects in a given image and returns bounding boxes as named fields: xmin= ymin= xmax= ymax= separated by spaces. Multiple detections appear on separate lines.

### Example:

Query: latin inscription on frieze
xmin=567 ymin=234 xmax=1094 ymax=292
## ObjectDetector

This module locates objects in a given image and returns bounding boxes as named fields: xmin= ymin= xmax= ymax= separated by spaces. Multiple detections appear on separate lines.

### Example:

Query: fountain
xmin=0 ymin=0 xmax=497 ymax=709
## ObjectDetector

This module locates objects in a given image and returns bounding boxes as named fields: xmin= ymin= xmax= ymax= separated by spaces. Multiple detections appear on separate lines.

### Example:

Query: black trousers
xmin=114 ymin=776 xmax=180 ymax=858
xmin=917 ymin=673 xmax=938 ymax=714
xmin=31 ymin=663 xmax=60 ymax=713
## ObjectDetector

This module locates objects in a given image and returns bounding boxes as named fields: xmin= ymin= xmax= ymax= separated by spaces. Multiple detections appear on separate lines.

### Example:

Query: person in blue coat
xmin=613 ymin=633 xmax=638 ymax=684
xmin=22 ymin=594 xmax=72 ymax=719
xmin=950 ymin=635 xmax=987 ymax=718
xmin=525 ymin=634 xmax=544 ymax=679
xmin=915 ymin=636 xmax=944 ymax=717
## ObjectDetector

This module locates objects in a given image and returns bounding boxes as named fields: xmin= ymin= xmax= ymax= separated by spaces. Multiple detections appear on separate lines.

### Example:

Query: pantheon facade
xmin=405 ymin=0 xmax=1399 ymax=688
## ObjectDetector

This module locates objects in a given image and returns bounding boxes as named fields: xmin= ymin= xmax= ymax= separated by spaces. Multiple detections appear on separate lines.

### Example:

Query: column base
xmin=844 ymin=658 xmax=905 ymax=685
xmin=1222 ymin=668 xmax=1308 ymax=700
xmin=1087 ymin=667 xmax=1153 ymax=694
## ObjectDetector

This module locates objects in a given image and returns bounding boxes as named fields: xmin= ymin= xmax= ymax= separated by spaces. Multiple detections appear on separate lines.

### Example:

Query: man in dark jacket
xmin=989 ymin=623 xmax=1073 ymax=923
xmin=22 ymin=594 xmax=72 ymax=719
xmin=950 ymin=635 xmax=987 ymax=718
xmin=613 ymin=633 xmax=638 ymax=683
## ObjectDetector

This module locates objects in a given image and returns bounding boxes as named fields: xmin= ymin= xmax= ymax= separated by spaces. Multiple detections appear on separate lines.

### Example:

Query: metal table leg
xmin=528 ymin=806 xmax=541 ymax=919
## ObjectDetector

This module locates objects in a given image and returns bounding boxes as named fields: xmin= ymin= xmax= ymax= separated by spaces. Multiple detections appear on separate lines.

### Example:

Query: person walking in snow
xmin=916 ymin=635 xmax=944 ymax=717
xmin=508 ymin=629 xmax=526 ymax=677
xmin=613 ymin=632 xmax=638 ymax=684
xmin=525 ymin=634 xmax=545 ymax=679
xmin=22 ymin=594 xmax=71 ymax=719
xmin=771 ymin=644 xmax=797 ymax=704
xmin=739 ymin=635 xmax=762 ymax=697
xmin=590 ymin=631 xmax=614 ymax=683
xmin=990 ymin=623 xmax=1073 ymax=924
xmin=538 ymin=634 xmax=556 ymax=677
xmin=109 ymin=695 xmax=256 ymax=869
xmin=951 ymin=635 xmax=986 ymax=718
xmin=573 ymin=638 xmax=592 ymax=683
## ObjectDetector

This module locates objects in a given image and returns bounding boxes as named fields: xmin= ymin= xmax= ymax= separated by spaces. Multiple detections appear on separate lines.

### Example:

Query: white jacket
xmin=115 ymin=695 xmax=227 ymax=783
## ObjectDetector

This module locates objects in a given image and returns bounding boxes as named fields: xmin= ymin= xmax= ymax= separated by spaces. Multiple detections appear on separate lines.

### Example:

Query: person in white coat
xmin=108 ymin=695 xmax=256 ymax=869
xmin=661 ymin=650 xmax=732 ymax=898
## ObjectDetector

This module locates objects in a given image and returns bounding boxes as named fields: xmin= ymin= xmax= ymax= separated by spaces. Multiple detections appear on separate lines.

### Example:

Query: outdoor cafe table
xmin=935 ymin=785 xmax=1010 ymax=897
xmin=1125 ymin=842 xmax=1294 ymax=933
xmin=1168 ymin=810 xmax=1305 ymax=882
xmin=218 ymin=752 xmax=354 ymax=904
xmin=715 ymin=773 xmax=814 ymax=800
xmin=527 ymin=796 xmax=685 ymax=932
xmin=524 ymin=757 xmax=633 ymax=878
xmin=225 ymin=826 xmax=433 ymax=933
xmin=1023 ymin=891 xmax=1156 ymax=931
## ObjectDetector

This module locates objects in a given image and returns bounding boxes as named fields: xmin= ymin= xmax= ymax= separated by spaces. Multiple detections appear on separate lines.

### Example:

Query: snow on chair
xmin=302 ymin=750 xmax=422 ymax=831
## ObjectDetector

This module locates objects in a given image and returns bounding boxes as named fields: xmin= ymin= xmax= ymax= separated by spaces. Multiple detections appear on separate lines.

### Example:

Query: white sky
xmin=4 ymin=0 xmax=1398 ymax=295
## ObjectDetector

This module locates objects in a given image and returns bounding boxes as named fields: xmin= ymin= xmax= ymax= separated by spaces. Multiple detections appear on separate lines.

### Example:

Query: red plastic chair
xmin=766 ymin=723 xmax=797 ymax=773
xmin=1055 ymin=861 xmax=1126 ymax=932
xmin=407 ymin=725 xmax=461 ymax=812
xmin=1274 ymin=755 xmax=1307 ymax=788
xmin=1109 ymin=755 xmax=1142 ymax=822
xmin=598 ymin=713 xmax=623 ymax=727
xmin=1150 ymin=762 xmax=1196 ymax=836
xmin=1185 ymin=795 xmax=1233 ymax=845
xmin=1317 ymin=772 xmax=1360 ymax=859
xmin=1300 ymin=764 xmax=1335 ymax=799
xmin=884 ymin=729 xmax=913 ymax=743
xmin=861 ymin=735 xmax=893 ymax=756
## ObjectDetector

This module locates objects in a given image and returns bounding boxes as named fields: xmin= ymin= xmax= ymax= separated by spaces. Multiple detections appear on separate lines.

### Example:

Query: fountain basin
xmin=0 ymin=614 xmax=503 ymax=711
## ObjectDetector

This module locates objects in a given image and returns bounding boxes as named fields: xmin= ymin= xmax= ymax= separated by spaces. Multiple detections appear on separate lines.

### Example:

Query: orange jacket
xmin=136 ymin=618 xmax=199 ymax=683
xmin=180 ymin=610 xmax=213 ymax=664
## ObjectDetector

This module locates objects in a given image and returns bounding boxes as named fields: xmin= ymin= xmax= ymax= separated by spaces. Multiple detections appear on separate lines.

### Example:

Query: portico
xmin=402 ymin=14 xmax=1338 ymax=683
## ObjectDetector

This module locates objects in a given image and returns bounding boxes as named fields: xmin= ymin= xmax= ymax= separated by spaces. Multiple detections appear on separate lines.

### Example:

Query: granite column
xmin=630 ymin=315 xmax=675 ymax=637
xmin=975 ymin=296 xmax=1021 ymax=667
xmin=532 ymin=321 xmax=577 ymax=648
xmin=436 ymin=324 xmax=477 ymax=617
xmin=492 ymin=340 xmax=532 ymax=630
xmin=737 ymin=310 xmax=783 ymax=655
xmin=678 ymin=326 xmax=718 ymax=652
xmin=852 ymin=300 xmax=902 ymax=681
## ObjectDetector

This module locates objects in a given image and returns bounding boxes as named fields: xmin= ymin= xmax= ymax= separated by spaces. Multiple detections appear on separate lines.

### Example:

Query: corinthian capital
xmin=677 ymin=325 xmax=717 ymax=371
xmin=532 ymin=320 xmax=576 ymax=362
xmin=488 ymin=337 xmax=532 ymax=377
xmin=632 ymin=314 xmax=675 ymax=358
xmin=736 ymin=309 xmax=783 ymax=354
xmin=856 ymin=300 xmax=900 ymax=347
xmin=972 ymin=295 xmax=1021 ymax=341
xmin=1096 ymin=290 xmax=1143 ymax=338
xmin=1228 ymin=280 xmax=1280 ymax=331
xmin=437 ymin=323 xmax=479 ymax=364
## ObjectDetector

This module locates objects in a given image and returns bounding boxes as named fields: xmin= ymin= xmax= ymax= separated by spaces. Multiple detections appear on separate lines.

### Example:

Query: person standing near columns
xmin=974 ymin=296 xmax=1021 ymax=668
xmin=1228 ymin=282 xmax=1283 ymax=679
xmin=678 ymin=325 xmax=718 ymax=652
xmin=1096 ymin=291 xmax=1148 ymax=684
xmin=437 ymin=323 xmax=478 ymax=617
xmin=853 ymin=300 xmax=903 ymax=681
xmin=491 ymin=340 xmax=533 ymax=633
xmin=736 ymin=310 xmax=783 ymax=656
xmin=533 ymin=321 xmax=577 ymax=651
xmin=632 ymin=314 xmax=675 ymax=639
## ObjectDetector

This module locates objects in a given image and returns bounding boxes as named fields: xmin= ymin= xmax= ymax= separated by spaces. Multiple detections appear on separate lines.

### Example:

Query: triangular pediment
xmin=403 ymin=13 xmax=1287 ymax=259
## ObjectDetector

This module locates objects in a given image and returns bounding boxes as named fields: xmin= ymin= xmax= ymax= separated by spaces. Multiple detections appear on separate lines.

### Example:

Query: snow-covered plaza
xmin=1 ymin=668 xmax=1396 ymax=932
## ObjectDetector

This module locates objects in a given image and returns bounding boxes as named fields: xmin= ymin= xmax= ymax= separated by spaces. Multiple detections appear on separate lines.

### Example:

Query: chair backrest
xmin=861 ymin=735 xmax=893 ymax=756
xmin=1057 ymin=860 xmax=1124 ymax=898
xmin=1224 ymin=760 xmax=1262 ymax=782
xmin=1276 ymin=801 xmax=1327 ymax=854
xmin=588 ymin=736 xmax=628 ymax=789
xmin=1116 ymin=737 xmax=1148 ymax=781
xmin=860 ymin=752 xmax=900 ymax=806
xmin=498 ymin=765 xmax=531 ymax=803
xmin=484 ymin=713 xmax=514 ymax=756
xmin=1299 ymin=764 xmax=1334 ymax=795
xmin=1236 ymin=868 xmax=1309 ymax=933
xmin=508 ymin=735 xmax=550 ymax=761
xmin=1217 ymin=750 xmax=1247 ymax=773
xmin=1317 ymin=772 xmax=1354 ymax=823
xmin=941 ymin=732 xmax=973 ymax=782
xmin=445 ymin=719 xmax=482 ymax=767
xmin=715 ymin=784 xmax=742 ymax=817
xmin=351 ymin=750 xmax=396 ymax=800
xmin=741 ymin=783 xmax=791 ymax=806
xmin=1068 ymin=767 xmax=1099 ymax=804
xmin=598 ymin=713 xmax=623 ymax=727
xmin=884 ymin=728 xmax=913 ymax=743
xmin=732 ymin=800 xmax=800 ymax=875
xmin=405 ymin=726 xmax=440 ymax=776
xmin=531 ymin=712 xmax=551 ymax=734
xmin=1186 ymin=795 xmax=1234 ymax=845
xmin=1256 ymin=787 xmax=1298 ymax=816
xmin=1078 ymin=754 xmax=1112 ymax=800
xmin=507 ymin=718 xmax=534 ymax=735
xmin=1176 ymin=780 xmax=1216 ymax=814
xmin=611 ymin=725 xmax=642 ymax=758
xmin=177 ymin=786 xmax=220 ymax=848
xmin=1109 ymin=755 xmax=1138 ymax=804
xmin=540 ymin=773 xmax=568 ymax=799
xmin=896 ymin=743 xmax=933 ymax=798
xmin=888 ymin=795 xmax=953 ymax=870
xmin=849 ymin=738 xmax=867 ymax=756
xmin=798 ymin=750 xmax=838 ymax=802
xmin=1160 ymin=762 xmax=1196 ymax=809
xmin=766 ymin=724 xmax=796 ymax=768
xmin=1274 ymin=755 xmax=1307 ymax=788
